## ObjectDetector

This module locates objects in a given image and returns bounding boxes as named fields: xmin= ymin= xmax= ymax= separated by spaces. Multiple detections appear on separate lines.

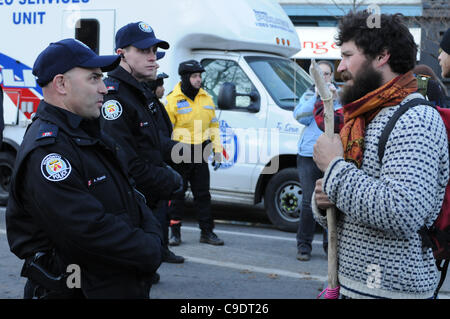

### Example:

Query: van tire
xmin=264 ymin=167 xmax=302 ymax=232
xmin=0 ymin=151 xmax=16 ymax=206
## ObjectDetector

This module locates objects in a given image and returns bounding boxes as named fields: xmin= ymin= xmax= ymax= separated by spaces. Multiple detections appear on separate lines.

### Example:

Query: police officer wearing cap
xmin=165 ymin=59 xmax=224 ymax=246
xmin=5 ymin=39 xmax=163 ymax=299
xmin=99 ymin=22 xmax=184 ymax=265
xmin=147 ymin=72 xmax=168 ymax=100
xmin=143 ymin=72 xmax=185 ymax=258
xmin=144 ymin=72 xmax=176 ymax=158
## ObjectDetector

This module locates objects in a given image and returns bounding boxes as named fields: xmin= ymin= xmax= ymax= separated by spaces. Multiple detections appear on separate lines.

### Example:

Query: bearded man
xmin=312 ymin=11 xmax=449 ymax=299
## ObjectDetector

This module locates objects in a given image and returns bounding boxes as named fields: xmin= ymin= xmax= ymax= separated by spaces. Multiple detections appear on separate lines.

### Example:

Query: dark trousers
xmin=24 ymin=279 xmax=85 ymax=299
xmin=168 ymin=159 xmax=214 ymax=232
xmin=296 ymin=155 xmax=328 ymax=254
xmin=24 ymin=277 xmax=151 ymax=299
xmin=153 ymin=200 xmax=169 ymax=247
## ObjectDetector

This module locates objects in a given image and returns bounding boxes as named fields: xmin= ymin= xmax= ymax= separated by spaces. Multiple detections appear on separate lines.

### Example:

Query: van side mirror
xmin=246 ymin=89 xmax=260 ymax=113
xmin=218 ymin=82 xmax=260 ymax=113
xmin=218 ymin=82 xmax=236 ymax=110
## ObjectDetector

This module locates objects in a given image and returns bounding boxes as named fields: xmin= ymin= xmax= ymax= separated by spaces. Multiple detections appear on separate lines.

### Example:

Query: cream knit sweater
xmin=312 ymin=93 xmax=449 ymax=299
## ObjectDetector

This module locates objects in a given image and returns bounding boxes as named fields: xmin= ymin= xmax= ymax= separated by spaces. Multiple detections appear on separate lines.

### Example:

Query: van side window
xmin=202 ymin=59 xmax=256 ymax=111
xmin=75 ymin=19 xmax=100 ymax=54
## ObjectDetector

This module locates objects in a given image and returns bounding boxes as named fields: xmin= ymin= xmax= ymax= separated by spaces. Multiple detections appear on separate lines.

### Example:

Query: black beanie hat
xmin=441 ymin=28 xmax=450 ymax=55
xmin=178 ymin=59 xmax=205 ymax=76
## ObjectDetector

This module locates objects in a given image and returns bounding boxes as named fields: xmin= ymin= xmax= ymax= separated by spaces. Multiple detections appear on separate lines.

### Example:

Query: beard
xmin=340 ymin=60 xmax=383 ymax=105
xmin=444 ymin=66 xmax=450 ymax=78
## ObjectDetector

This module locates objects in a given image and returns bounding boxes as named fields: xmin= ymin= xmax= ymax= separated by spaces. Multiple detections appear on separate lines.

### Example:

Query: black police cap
xmin=115 ymin=21 xmax=169 ymax=50
xmin=157 ymin=72 xmax=169 ymax=80
xmin=33 ymin=38 xmax=120 ymax=87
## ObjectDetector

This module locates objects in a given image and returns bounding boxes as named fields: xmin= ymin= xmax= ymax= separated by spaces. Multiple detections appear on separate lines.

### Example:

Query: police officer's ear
xmin=116 ymin=48 xmax=126 ymax=61
xmin=52 ymin=74 xmax=68 ymax=94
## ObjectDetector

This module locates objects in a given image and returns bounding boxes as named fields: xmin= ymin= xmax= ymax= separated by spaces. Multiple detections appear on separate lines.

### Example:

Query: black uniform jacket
xmin=141 ymin=82 xmax=177 ymax=163
xmin=100 ymin=66 xmax=177 ymax=204
xmin=6 ymin=101 xmax=163 ymax=298
xmin=155 ymin=98 xmax=178 ymax=163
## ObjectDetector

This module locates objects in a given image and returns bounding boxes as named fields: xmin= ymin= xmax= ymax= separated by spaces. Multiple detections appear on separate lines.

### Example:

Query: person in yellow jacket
xmin=165 ymin=59 xmax=224 ymax=246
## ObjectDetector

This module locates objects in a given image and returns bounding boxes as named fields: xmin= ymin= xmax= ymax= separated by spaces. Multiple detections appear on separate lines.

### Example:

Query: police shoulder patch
xmin=101 ymin=100 xmax=123 ymax=121
xmin=36 ymin=123 xmax=59 ymax=141
xmin=41 ymin=153 xmax=72 ymax=182
xmin=104 ymin=78 xmax=120 ymax=93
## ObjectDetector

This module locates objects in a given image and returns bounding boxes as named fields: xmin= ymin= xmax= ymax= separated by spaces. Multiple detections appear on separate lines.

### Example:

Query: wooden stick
xmin=309 ymin=59 xmax=339 ymax=292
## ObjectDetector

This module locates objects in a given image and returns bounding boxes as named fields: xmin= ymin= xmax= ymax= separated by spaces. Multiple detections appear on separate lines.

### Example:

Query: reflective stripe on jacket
xmin=165 ymin=82 xmax=222 ymax=153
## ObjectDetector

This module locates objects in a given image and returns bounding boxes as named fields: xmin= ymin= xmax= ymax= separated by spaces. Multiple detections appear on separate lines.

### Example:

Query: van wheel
xmin=264 ymin=168 xmax=302 ymax=232
xmin=0 ymin=151 xmax=16 ymax=206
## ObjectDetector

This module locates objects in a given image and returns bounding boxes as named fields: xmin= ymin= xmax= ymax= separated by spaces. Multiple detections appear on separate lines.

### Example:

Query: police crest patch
xmin=101 ymin=100 xmax=123 ymax=121
xmin=41 ymin=153 xmax=72 ymax=182
xmin=139 ymin=22 xmax=153 ymax=33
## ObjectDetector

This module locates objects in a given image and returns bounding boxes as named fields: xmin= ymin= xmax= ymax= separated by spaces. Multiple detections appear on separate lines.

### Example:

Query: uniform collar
xmin=108 ymin=65 xmax=146 ymax=93
xmin=36 ymin=100 xmax=101 ymax=139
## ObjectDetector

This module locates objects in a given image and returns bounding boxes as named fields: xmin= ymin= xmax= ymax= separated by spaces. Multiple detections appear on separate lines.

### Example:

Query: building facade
xmin=279 ymin=0 xmax=449 ymax=90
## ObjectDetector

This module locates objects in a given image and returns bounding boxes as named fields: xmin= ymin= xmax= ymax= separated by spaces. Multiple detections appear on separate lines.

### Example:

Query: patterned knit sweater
xmin=312 ymin=93 xmax=449 ymax=299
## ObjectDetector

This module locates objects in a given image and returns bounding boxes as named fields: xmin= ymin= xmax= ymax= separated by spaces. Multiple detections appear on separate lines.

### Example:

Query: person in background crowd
xmin=165 ymin=59 xmax=224 ymax=246
xmin=143 ymin=71 xmax=185 ymax=264
xmin=148 ymin=72 xmax=168 ymax=99
xmin=438 ymin=28 xmax=450 ymax=79
xmin=413 ymin=64 xmax=449 ymax=108
xmin=293 ymin=60 xmax=342 ymax=261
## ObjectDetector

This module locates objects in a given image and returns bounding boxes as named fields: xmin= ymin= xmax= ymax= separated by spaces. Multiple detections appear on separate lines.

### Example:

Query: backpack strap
xmin=434 ymin=259 xmax=449 ymax=299
xmin=378 ymin=98 xmax=436 ymax=164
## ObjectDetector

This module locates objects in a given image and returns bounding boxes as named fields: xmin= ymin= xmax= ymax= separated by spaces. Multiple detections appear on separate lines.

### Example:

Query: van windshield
xmin=245 ymin=56 xmax=314 ymax=110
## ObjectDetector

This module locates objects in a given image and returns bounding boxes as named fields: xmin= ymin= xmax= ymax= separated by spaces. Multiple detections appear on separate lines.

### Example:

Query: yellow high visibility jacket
xmin=165 ymin=82 xmax=222 ymax=153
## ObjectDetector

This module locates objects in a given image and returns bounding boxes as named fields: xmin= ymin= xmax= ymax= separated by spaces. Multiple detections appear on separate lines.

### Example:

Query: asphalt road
xmin=0 ymin=203 xmax=328 ymax=300
xmin=1 ymin=203 xmax=449 ymax=301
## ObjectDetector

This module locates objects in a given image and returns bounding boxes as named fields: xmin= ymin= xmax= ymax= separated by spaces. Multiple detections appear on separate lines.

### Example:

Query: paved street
xmin=0 ymin=204 xmax=328 ymax=299
xmin=151 ymin=223 xmax=327 ymax=299
xmin=1 ymin=204 xmax=449 ymax=300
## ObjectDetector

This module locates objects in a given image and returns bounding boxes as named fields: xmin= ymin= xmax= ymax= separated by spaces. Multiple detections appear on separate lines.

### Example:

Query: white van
xmin=0 ymin=0 xmax=313 ymax=231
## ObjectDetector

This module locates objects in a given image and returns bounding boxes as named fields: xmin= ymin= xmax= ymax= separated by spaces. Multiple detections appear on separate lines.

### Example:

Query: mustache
xmin=340 ymin=71 xmax=353 ymax=82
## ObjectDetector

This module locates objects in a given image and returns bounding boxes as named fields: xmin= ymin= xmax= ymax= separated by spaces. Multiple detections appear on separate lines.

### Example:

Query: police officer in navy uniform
xmin=99 ymin=22 xmax=184 ymax=266
xmin=5 ymin=39 xmax=163 ymax=299
xmin=143 ymin=72 xmax=185 ymax=260
xmin=144 ymin=72 xmax=178 ymax=164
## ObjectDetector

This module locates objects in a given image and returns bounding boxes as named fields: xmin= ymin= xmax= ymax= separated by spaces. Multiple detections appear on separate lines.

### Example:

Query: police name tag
xmin=102 ymin=100 xmax=123 ymax=120
xmin=41 ymin=153 xmax=72 ymax=182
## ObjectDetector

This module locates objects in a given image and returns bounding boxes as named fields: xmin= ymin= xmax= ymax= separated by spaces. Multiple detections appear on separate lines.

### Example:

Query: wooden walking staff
xmin=309 ymin=59 xmax=340 ymax=299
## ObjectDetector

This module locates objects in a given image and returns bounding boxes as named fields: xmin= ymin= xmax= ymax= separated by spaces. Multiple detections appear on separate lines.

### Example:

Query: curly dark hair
xmin=336 ymin=11 xmax=417 ymax=74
